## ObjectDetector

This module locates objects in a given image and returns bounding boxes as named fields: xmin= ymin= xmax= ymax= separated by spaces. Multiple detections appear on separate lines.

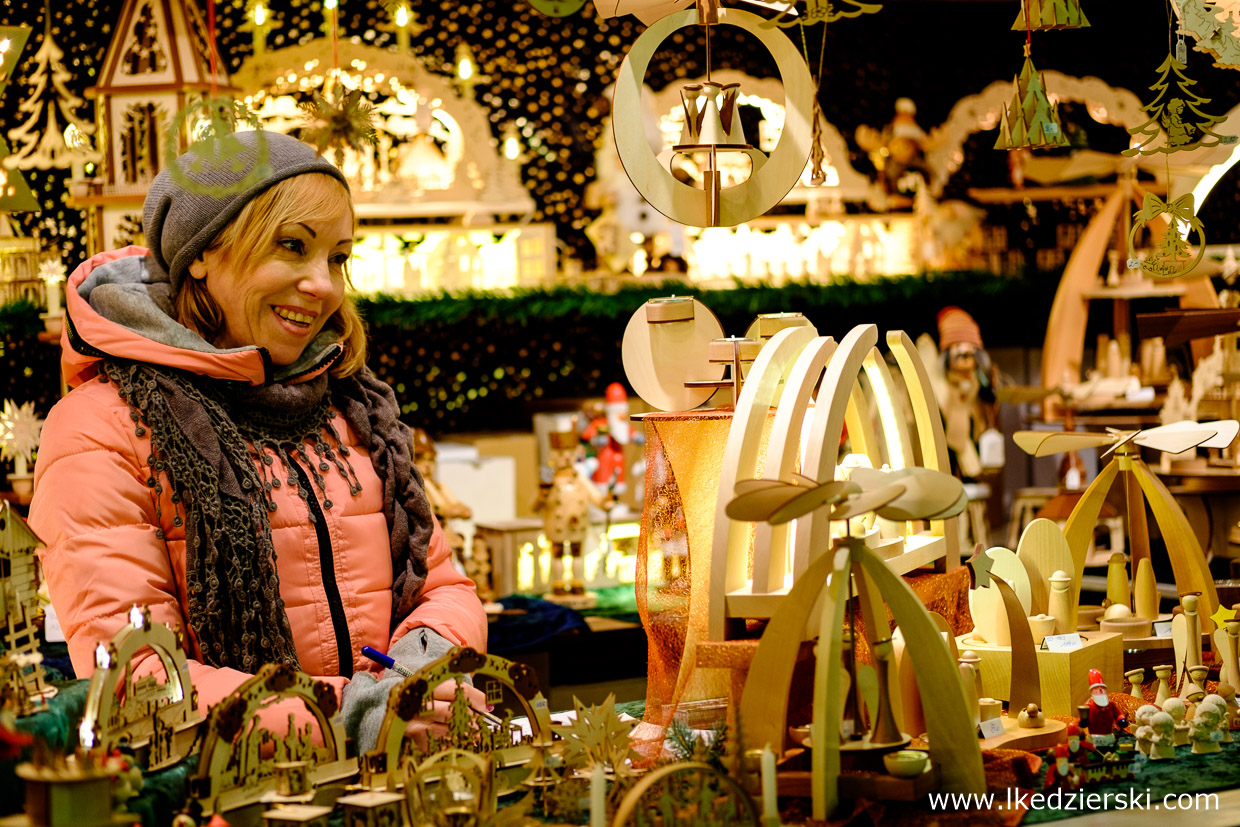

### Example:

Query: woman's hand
xmin=403 ymin=679 xmax=490 ymax=749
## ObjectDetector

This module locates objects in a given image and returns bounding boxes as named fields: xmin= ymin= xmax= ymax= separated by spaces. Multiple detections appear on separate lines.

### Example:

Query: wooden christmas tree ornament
xmin=1012 ymin=0 xmax=1089 ymax=31
xmin=994 ymin=44 xmax=1069 ymax=151
xmin=1128 ymin=191 xmax=1207 ymax=279
xmin=1123 ymin=51 xmax=1236 ymax=156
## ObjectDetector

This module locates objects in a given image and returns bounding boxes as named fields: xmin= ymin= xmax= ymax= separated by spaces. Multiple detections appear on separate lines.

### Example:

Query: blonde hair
xmin=173 ymin=173 xmax=367 ymax=378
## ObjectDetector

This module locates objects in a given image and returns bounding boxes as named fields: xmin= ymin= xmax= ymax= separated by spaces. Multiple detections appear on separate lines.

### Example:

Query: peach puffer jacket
xmin=30 ymin=247 xmax=487 ymax=713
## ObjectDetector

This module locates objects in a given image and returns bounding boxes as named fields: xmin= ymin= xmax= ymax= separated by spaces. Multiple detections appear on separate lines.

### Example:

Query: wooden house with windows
xmin=0 ymin=499 xmax=53 ymax=714
xmin=71 ymin=0 xmax=233 ymax=255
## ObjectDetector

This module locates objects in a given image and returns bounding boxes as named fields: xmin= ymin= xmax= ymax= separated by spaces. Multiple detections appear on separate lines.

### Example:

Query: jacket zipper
xmin=289 ymin=457 xmax=353 ymax=676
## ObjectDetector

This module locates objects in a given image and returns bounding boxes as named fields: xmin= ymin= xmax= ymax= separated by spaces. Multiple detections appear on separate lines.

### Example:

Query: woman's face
xmin=199 ymin=211 xmax=353 ymax=366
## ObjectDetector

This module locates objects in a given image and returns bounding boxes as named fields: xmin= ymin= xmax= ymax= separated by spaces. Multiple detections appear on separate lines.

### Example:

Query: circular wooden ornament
xmin=622 ymin=297 xmax=725 ymax=412
xmin=611 ymin=8 xmax=814 ymax=227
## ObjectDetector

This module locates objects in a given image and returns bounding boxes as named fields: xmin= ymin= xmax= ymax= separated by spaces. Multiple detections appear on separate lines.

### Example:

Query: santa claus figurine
xmin=1086 ymin=668 xmax=1118 ymax=747
xmin=1044 ymin=743 xmax=1080 ymax=793
xmin=1064 ymin=722 xmax=1100 ymax=764
xmin=581 ymin=382 xmax=634 ymax=495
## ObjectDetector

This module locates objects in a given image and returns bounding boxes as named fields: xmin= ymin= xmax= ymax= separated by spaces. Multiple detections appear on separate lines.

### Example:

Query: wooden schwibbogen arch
xmin=78 ymin=606 xmax=202 ymax=772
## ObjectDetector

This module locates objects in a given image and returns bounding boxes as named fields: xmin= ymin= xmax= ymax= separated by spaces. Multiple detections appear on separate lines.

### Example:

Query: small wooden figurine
xmin=1134 ymin=558 xmax=1160 ymax=620
xmin=1148 ymin=711 xmax=1177 ymax=760
xmin=532 ymin=430 xmax=614 ymax=604
xmin=1085 ymin=669 xmax=1118 ymax=747
xmin=1105 ymin=552 xmax=1129 ymax=610
xmin=1216 ymin=619 xmax=1240 ymax=689
xmin=1200 ymin=695 xmax=1233 ymax=744
xmin=1162 ymin=697 xmax=1190 ymax=746
xmin=1183 ymin=665 xmax=1209 ymax=705
xmin=1048 ymin=570 xmax=1074 ymax=636
xmin=1133 ymin=705 xmax=1159 ymax=755
xmin=1124 ymin=668 xmax=1145 ymax=699
xmin=1017 ymin=702 xmax=1045 ymax=729
xmin=1064 ymin=722 xmax=1099 ymax=764
xmin=1189 ymin=704 xmax=1224 ymax=754
xmin=1172 ymin=594 xmax=1204 ymax=693
xmin=1153 ymin=664 xmax=1174 ymax=707
xmin=1218 ymin=683 xmax=1239 ymax=731
xmin=958 ymin=651 xmax=982 ymax=726
xmin=1043 ymin=744 xmax=1080 ymax=793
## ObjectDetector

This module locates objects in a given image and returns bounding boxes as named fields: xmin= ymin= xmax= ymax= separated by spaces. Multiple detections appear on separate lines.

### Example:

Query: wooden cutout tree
xmin=1013 ymin=0 xmax=1089 ymax=31
xmin=994 ymin=45 xmax=1069 ymax=150
xmin=1123 ymin=52 xmax=1235 ymax=156
xmin=766 ymin=0 xmax=884 ymax=29
xmin=4 ymin=11 xmax=100 ymax=171
xmin=1178 ymin=0 xmax=1240 ymax=70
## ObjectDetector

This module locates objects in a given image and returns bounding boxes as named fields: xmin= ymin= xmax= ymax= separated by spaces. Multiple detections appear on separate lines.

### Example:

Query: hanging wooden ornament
xmin=166 ymin=96 xmax=272 ymax=198
xmin=764 ymin=0 xmax=883 ymax=29
xmin=1012 ymin=0 xmax=1089 ymax=31
xmin=994 ymin=44 xmax=1069 ymax=150
xmin=299 ymin=83 xmax=378 ymax=168
xmin=529 ymin=0 xmax=588 ymax=16
xmin=0 ymin=29 xmax=39 ymax=212
xmin=1123 ymin=50 xmax=1236 ymax=155
xmin=612 ymin=7 xmax=813 ymax=228
xmin=1127 ymin=192 xmax=1207 ymax=279
xmin=1177 ymin=0 xmax=1240 ymax=70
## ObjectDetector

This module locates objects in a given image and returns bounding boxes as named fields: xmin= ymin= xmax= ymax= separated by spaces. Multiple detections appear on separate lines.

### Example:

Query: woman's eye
xmin=279 ymin=238 xmax=306 ymax=255
xmin=330 ymin=253 xmax=351 ymax=266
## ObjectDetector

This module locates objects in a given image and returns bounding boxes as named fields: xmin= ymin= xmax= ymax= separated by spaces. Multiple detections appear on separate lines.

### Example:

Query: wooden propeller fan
xmin=1011 ymin=420 xmax=1237 ymax=630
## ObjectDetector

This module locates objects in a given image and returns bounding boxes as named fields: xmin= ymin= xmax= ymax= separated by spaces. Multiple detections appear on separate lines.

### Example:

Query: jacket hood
xmin=62 ymin=247 xmax=342 ymax=388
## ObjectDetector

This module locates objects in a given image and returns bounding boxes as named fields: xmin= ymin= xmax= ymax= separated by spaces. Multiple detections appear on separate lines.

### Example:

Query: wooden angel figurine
xmin=1200 ymin=695 xmax=1232 ymax=744
xmin=1189 ymin=704 xmax=1224 ymax=754
xmin=1148 ymin=711 xmax=1177 ymax=761
xmin=1162 ymin=697 xmax=1190 ymax=746
xmin=533 ymin=430 xmax=614 ymax=597
xmin=412 ymin=428 xmax=474 ymax=562
xmin=1133 ymin=704 xmax=1160 ymax=755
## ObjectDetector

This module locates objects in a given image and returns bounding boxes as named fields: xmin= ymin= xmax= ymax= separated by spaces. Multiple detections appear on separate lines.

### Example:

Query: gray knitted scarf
xmin=99 ymin=359 xmax=433 ymax=674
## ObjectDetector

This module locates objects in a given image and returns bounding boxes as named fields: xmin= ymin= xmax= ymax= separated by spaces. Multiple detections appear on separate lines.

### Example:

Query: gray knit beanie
xmin=143 ymin=130 xmax=350 ymax=293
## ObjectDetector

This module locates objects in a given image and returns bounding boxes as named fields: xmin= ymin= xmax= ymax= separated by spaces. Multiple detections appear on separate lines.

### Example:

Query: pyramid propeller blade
xmin=1013 ymin=431 xmax=1115 ymax=457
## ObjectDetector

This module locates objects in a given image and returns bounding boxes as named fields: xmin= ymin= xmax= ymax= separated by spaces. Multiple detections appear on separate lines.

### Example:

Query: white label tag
xmin=979 ymin=717 xmax=1006 ymax=738
xmin=533 ymin=698 xmax=548 ymax=710
xmin=841 ymin=719 xmax=855 ymax=737
xmin=1153 ymin=620 xmax=1174 ymax=638
xmin=1127 ymin=258 xmax=1141 ymax=270
xmin=1041 ymin=632 xmax=1083 ymax=652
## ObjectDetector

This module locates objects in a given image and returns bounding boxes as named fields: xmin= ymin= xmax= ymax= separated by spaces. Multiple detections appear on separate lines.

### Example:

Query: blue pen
xmin=360 ymin=645 xmax=504 ymax=726
xmin=361 ymin=645 xmax=416 ymax=677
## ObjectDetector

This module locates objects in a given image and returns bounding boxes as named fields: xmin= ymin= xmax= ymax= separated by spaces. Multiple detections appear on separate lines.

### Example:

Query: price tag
xmin=1043 ymin=122 xmax=1060 ymax=136
xmin=1041 ymin=632 xmax=1083 ymax=652
xmin=841 ymin=719 xmax=855 ymax=738
xmin=979 ymin=717 xmax=1006 ymax=739
xmin=533 ymin=697 xmax=548 ymax=710
xmin=1127 ymin=258 xmax=1141 ymax=270
xmin=1153 ymin=620 xmax=1174 ymax=638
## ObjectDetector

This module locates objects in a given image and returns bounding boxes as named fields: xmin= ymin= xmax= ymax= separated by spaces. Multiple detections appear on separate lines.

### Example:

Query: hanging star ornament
xmin=1127 ymin=192 xmax=1207 ymax=279
xmin=1123 ymin=51 xmax=1236 ymax=155
xmin=299 ymin=83 xmax=378 ymax=169
xmin=1013 ymin=0 xmax=1089 ymax=31
xmin=966 ymin=543 xmax=995 ymax=589
xmin=551 ymin=694 xmax=640 ymax=776
xmin=1211 ymin=603 xmax=1238 ymax=629
xmin=0 ymin=400 xmax=42 ymax=467
xmin=994 ymin=44 xmax=1069 ymax=150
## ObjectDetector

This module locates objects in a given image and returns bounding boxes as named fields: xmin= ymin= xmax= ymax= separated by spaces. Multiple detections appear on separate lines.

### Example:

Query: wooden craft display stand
xmin=952 ymin=630 xmax=1123 ymax=717
xmin=471 ymin=518 xmax=547 ymax=598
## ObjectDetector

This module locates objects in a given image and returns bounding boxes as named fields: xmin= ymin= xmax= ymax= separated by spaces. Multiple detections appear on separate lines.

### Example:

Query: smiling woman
xmin=28 ymin=130 xmax=487 ymax=754
xmin=176 ymin=173 xmax=363 ymax=371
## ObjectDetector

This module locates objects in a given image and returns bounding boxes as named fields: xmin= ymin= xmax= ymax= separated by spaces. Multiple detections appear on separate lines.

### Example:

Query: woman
xmin=30 ymin=131 xmax=486 ymax=748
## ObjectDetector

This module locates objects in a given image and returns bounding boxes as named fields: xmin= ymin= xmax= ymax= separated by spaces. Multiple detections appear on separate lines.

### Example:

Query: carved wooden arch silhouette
xmin=189 ymin=663 xmax=354 ymax=815
xmin=924 ymin=72 xmax=1147 ymax=195
xmin=611 ymin=761 xmax=759 ymax=826
xmin=365 ymin=646 xmax=553 ymax=791
xmin=738 ymin=540 xmax=985 ymax=820
xmin=78 ymin=606 xmax=202 ymax=772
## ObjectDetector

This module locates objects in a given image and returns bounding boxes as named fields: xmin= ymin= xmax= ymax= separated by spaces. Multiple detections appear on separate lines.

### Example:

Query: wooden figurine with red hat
xmin=533 ymin=429 xmax=615 ymax=607
xmin=933 ymin=307 xmax=1000 ymax=480
xmin=1044 ymin=744 xmax=1081 ymax=793
xmin=580 ymin=382 xmax=638 ymax=503
xmin=1063 ymin=721 xmax=1099 ymax=765
xmin=1085 ymin=668 xmax=1120 ymax=747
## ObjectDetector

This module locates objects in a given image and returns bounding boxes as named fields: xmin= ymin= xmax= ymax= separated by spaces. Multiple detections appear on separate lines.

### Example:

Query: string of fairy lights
xmin=2 ymin=1 xmax=1240 ymax=271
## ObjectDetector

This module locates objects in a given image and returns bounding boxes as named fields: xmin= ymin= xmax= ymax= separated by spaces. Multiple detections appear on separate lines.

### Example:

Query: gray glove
xmin=340 ymin=627 xmax=463 ymax=753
